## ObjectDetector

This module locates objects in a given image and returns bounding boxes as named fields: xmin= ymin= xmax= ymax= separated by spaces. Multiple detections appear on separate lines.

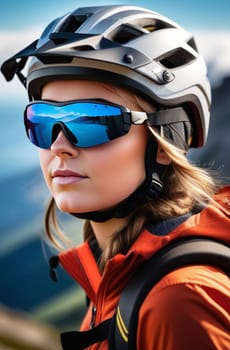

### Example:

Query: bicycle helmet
xmin=1 ymin=4 xmax=210 ymax=148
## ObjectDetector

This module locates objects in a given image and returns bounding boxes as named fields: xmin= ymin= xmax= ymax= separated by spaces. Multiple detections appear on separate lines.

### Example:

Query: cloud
xmin=0 ymin=28 xmax=230 ymax=100
xmin=194 ymin=30 xmax=230 ymax=86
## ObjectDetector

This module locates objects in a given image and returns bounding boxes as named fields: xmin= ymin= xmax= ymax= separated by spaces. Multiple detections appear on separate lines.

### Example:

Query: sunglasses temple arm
xmin=130 ymin=111 xmax=149 ymax=124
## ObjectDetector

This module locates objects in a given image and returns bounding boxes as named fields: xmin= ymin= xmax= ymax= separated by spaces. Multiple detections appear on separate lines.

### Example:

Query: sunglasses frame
xmin=24 ymin=99 xmax=150 ymax=149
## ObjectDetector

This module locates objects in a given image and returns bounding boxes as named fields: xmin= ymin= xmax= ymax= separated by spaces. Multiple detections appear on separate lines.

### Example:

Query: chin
xmin=55 ymin=198 xmax=95 ymax=214
xmin=54 ymin=193 xmax=123 ymax=214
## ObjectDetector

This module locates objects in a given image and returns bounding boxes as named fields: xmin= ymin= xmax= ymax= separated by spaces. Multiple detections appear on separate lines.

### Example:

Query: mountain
xmin=0 ymin=168 xmax=84 ymax=330
xmin=190 ymin=76 xmax=230 ymax=180
xmin=0 ymin=167 xmax=46 ymax=234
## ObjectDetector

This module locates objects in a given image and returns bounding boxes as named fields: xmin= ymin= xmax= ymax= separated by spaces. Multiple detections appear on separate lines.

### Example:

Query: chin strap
xmin=71 ymin=139 xmax=167 ymax=222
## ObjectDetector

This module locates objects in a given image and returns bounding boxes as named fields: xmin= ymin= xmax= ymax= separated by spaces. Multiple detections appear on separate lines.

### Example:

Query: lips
xmin=52 ymin=169 xmax=87 ymax=185
xmin=52 ymin=169 xmax=85 ymax=178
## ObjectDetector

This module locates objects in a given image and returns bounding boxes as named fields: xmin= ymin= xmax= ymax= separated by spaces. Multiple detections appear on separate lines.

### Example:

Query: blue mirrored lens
xmin=25 ymin=102 xmax=127 ymax=148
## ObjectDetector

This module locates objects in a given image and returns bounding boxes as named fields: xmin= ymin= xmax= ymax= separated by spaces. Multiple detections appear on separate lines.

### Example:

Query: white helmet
xmin=1 ymin=5 xmax=211 ymax=147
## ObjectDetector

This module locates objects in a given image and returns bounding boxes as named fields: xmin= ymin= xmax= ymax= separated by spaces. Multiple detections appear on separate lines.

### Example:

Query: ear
xmin=156 ymin=146 xmax=172 ymax=165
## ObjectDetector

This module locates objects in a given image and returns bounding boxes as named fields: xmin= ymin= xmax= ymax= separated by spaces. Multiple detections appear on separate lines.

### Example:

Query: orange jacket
xmin=59 ymin=187 xmax=230 ymax=350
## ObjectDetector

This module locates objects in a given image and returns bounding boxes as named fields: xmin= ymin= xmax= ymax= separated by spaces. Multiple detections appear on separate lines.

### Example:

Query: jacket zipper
xmin=90 ymin=305 xmax=97 ymax=329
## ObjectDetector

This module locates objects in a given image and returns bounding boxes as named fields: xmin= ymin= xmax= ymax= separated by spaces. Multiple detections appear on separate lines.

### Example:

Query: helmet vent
xmin=73 ymin=45 xmax=94 ymax=51
xmin=108 ymin=19 xmax=174 ymax=44
xmin=159 ymin=48 xmax=195 ymax=68
xmin=108 ymin=24 xmax=146 ymax=44
xmin=39 ymin=56 xmax=72 ymax=64
xmin=140 ymin=19 xmax=173 ymax=32
xmin=187 ymin=37 xmax=198 ymax=53
xmin=59 ymin=14 xmax=89 ymax=33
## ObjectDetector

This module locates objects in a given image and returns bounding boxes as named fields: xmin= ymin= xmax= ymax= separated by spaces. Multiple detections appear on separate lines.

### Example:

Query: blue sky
xmin=1 ymin=0 xmax=230 ymax=30
xmin=1 ymin=1 xmax=230 ymax=76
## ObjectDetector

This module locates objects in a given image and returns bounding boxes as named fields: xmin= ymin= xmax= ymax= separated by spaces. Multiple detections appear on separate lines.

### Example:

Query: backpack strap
xmin=61 ymin=318 xmax=112 ymax=350
xmin=110 ymin=237 xmax=230 ymax=350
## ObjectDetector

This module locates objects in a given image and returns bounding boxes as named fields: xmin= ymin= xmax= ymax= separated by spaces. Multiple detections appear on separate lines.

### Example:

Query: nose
xmin=50 ymin=130 xmax=79 ymax=158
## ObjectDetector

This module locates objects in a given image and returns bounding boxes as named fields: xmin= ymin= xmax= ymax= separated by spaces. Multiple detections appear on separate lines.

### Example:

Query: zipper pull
xmin=90 ymin=305 xmax=97 ymax=329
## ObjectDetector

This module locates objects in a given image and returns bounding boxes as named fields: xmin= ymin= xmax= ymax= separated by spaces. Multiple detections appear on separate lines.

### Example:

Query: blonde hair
xmin=43 ymin=86 xmax=219 ymax=270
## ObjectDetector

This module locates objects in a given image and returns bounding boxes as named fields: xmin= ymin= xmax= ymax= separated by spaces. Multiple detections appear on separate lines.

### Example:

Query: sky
xmin=0 ymin=0 xmax=230 ymax=177
xmin=1 ymin=0 xmax=230 ymax=30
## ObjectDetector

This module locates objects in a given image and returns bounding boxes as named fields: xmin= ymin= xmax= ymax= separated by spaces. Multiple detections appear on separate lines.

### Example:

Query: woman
xmin=1 ymin=5 xmax=229 ymax=350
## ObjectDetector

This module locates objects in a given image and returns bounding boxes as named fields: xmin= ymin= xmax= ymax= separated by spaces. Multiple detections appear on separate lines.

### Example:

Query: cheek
xmin=89 ymin=127 xmax=147 ymax=200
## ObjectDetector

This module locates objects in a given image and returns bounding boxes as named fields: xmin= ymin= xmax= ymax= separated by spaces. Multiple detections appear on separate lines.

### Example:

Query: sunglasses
xmin=24 ymin=100 xmax=150 ymax=149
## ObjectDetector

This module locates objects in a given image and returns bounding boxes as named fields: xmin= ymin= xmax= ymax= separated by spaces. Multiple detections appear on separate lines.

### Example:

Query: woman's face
xmin=39 ymin=80 xmax=149 ymax=214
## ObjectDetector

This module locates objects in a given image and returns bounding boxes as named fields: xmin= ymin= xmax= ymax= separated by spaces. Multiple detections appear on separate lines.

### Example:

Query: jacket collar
xmin=58 ymin=229 xmax=177 ymax=303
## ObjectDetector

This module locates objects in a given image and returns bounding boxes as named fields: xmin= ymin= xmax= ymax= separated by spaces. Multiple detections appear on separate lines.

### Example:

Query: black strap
xmin=112 ymin=237 xmax=230 ymax=350
xmin=147 ymin=107 xmax=190 ymax=126
xmin=61 ymin=318 xmax=111 ymax=350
